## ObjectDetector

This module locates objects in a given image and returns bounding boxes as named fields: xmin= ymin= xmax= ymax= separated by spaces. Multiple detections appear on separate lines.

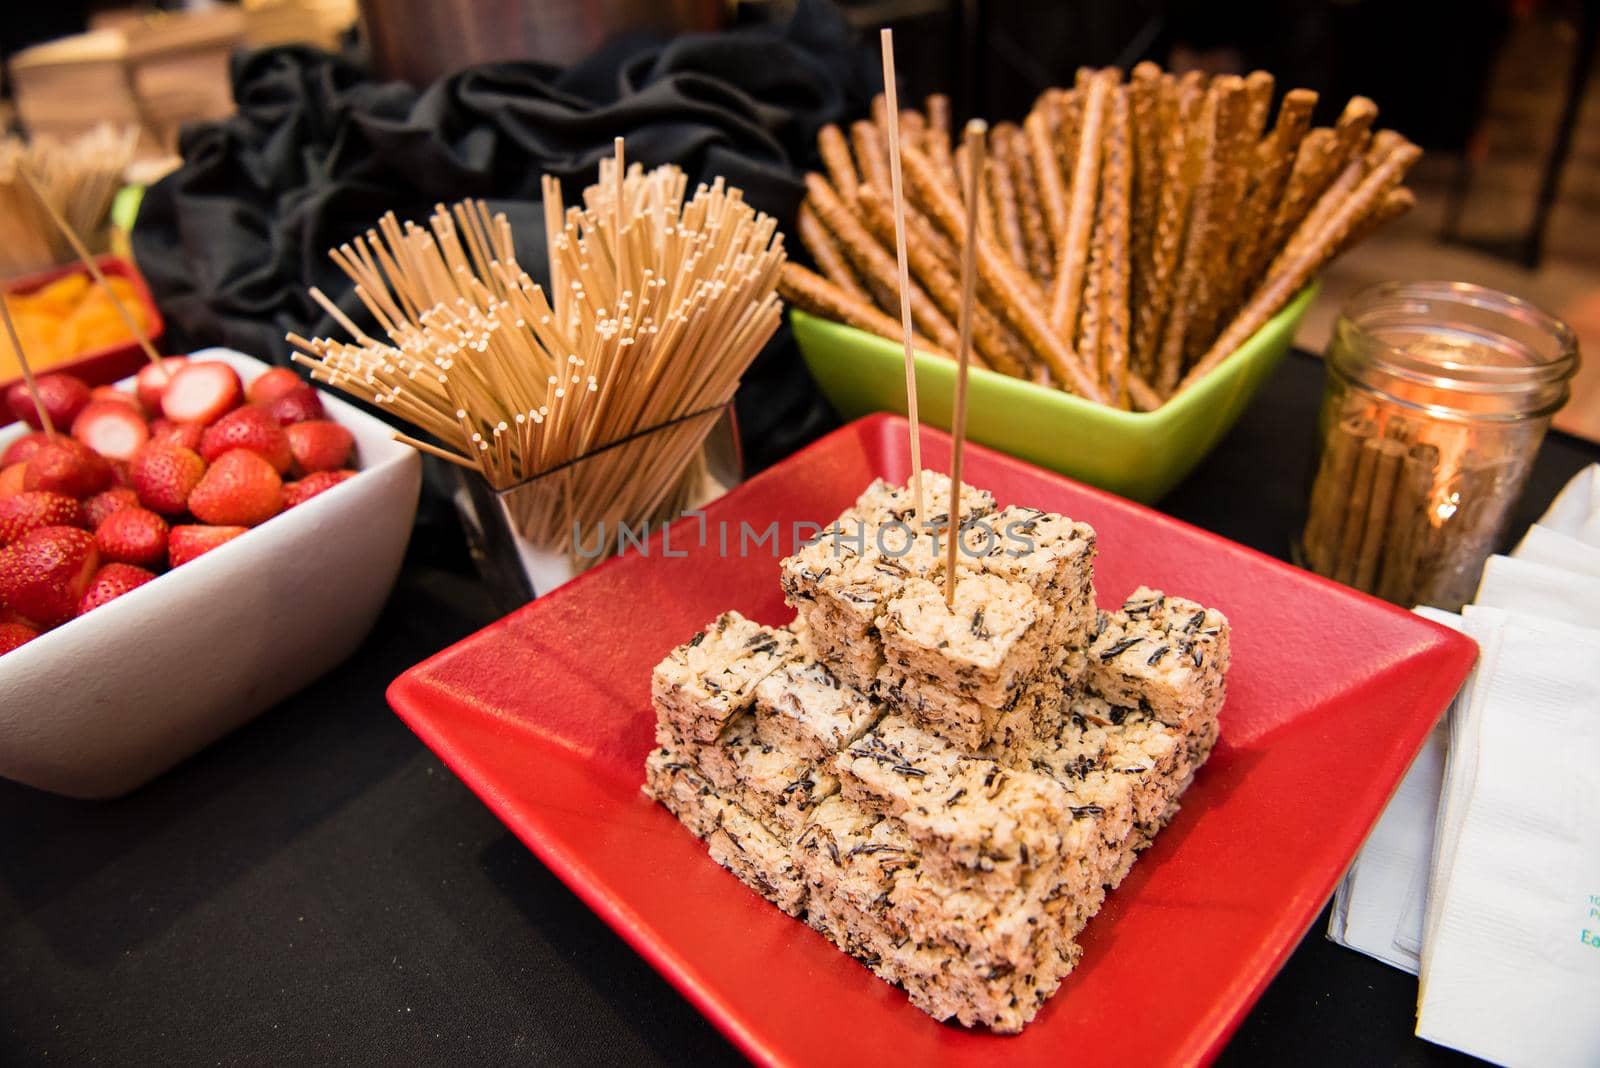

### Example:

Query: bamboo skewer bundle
xmin=291 ymin=152 xmax=785 ymax=565
xmin=0 ymin=124 xmax=138 ymax=276
xmin=782 ymin=65 xmax=1419 ymax=412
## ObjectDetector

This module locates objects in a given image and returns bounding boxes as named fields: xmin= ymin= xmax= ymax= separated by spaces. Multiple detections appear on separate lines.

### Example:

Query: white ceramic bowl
xmin=0 ymin=348 xmax=421 ymax=798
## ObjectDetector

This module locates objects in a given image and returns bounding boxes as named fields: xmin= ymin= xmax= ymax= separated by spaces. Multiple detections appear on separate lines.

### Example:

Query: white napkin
xmin=1473 ymin=554 xmax=1600 ymax=631
xmin=1531 ymin=463 xmax=1600 ymax=547
xmin=1415 ymin=606 xmax=1600 ymax=1068
xmin=1512 ymin=523 xmax=1600 ymax=579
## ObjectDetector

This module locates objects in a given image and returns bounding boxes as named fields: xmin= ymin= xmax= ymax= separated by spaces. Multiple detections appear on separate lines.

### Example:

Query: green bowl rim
xmin=790 ymin=282 xmax=1319 ymax=428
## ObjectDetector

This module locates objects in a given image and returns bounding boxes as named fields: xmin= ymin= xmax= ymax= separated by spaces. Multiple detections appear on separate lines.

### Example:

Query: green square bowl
xmin=791 ymin=283 xmax=1317 ymax=503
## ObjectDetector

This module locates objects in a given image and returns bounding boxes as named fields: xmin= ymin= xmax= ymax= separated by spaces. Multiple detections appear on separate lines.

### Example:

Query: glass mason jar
xmin=1300 ymin=281 xmax=1578 ymax=610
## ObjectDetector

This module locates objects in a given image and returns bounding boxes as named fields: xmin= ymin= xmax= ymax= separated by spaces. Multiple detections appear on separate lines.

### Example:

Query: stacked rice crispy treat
xmin=644 ymin=475 xmax=1229 ymax=1033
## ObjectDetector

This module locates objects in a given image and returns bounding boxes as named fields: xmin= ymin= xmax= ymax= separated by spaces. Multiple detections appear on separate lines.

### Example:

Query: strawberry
xmin=23 ymin=439 xmax=113 ymax=498
xmin=149 ymin=420 xmax=205 ymax=451
xmin=5 ymin=374 xmax=91 ymax=431
xmin=266 ymin=385 xmax=326 ymax=426
xmin=2 ymin=431 xmax=50 ymax=467
xmin=200 ymin=406 xmax=292 ymax=473
xmin=0 ymin=464 xmax=25 ymax=499
xmin=71 ymin=400 xmax=150 ymax=462
xmin=95 ymin=507 xmax=168 ymax=568
xmin=246 ymin=367 xmax=304 ymax=406
xmin=0 ymin=619 xmax=39 ymax=654
xmin=0 ymin=526 xmax=99 ymax=628
xmin=83 ymin=487 xmax=140 ymax=528
xmin=135 ymin=356 xmax=189 ymax=414
xmin=283 ymin=468 xmax=357 ymax=507
xmin=90 ymin=386 xmax=142 ymax=411
xmin=129 ymin=443 xmax=207 ymax=516
xmin=187 ymin=449 xmax=283 ymax=526
xmin=168 ymin=524 xmax=248 ymax=566
xmin=161 ymin=362 xmax=241 ymax=426
xmin=0 ymin=491 xmax=83 ymax=546
xmin=77 ymin=562 xmax=156 ymax=615
xmin=285 ymin=420 xmax=353 ymax=474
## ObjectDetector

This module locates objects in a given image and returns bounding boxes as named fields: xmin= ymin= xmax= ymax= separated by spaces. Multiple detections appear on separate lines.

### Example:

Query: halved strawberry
xmin=135 ymin=356 xmax=189 ymax=414
xmin=285 ymin=420 xmax=353 ymax=474
xmin=201 ymin=406 xmax=292 ymax=473
xmin=160 ymin=362 xmax=241 ymax=426
xmin=168 ymin=524 xmax=248 ymax=567
xmin=188 ymin=449 xmax=283 ymax=526
xmin=246 ymin=367 xmax=304 ymax=406
xmin=0 ymin=619 xmax=39 ymax=654
xmin=90 ymin=386 xmax=142 ymax=411
xmin=129 ymin=443 xmax=207 ymax=516
xmin=83 ymin=487 xmax=140 ymax=528
xmin=5 ymin=374 xmax=91 ymax=431
xmin=95 ymin=507 xmax=168 ymax=568
xmin=23 ymin=439 xmax=113 ymax=498
xmin=265 ymin=385 xmax=326 ymax=426
xmin=0 ymin=464 xmax=25 ymax=499
xmin=283 ymin=468 xmax=358 ymax=507
xmin=0 ymin=525 xmax=99 ymax=628
xmin=149 ymin=420 xmax=205 ymax=451
xmin=0 ymin=491 xmax=83 ymax=546
xmin=71 ymin=401 xmax=150 ymax=462
xmin=2 ymin=431 xmax=50 ymax=468
xmin=77 ymin=562 xmax=156 ymax=615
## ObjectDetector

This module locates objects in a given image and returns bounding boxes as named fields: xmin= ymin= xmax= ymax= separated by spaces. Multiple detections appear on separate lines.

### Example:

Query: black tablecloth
xmin=2 ymin=351 xmax=1594 ymax=1066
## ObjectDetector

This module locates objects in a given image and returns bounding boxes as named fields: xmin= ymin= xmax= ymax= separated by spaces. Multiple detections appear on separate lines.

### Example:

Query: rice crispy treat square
xmin=654 ymin=714 xmax=837 ymax=842
xmin=1086 ymin=587 xmax=1230 ymax=727
xmin=849 ymin=472 xmax=997 ymax=532
xmin=976 ymin=505 xmax=1098 ymax=648
xmin=875 ymin=659 xmax=1071 ymax=755
xmin=879 ymin=573 xmax=1051 ymax=709
xmin=753 ymin=658 xmax=881 ymax=761
xmin=651 ymin=612 xmax=799 ymax=743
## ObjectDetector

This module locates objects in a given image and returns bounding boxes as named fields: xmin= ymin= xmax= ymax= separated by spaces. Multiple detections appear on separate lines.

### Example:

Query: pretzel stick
xmin=1128 ymin=63 xmax=1163 ymax=358
xmin=805 ymin=172 xmax=962 ymax=355
xmin=797 ymin=202 xmax=868 ymax=302
xmin=899 ymin=109 xmax=927 ymax=155
xmin=1231 ymin=88 xmax=1317 ymax=296
xmin=1268 ymin=156 xmax=1367 ymax=274
xmin=852 ymin=120 xmax=892 ymax=201
xmin=1077 ymin=224 xmax=1105 ymax=386
xmin=1241 ymin=71 xmax=1276 ymax=143
xmin=817 ymin=123 xmax=859 ymax=203
xmin=901 ymin=143 xmax=1105 ymax=400
xmin=858 ymin=186 xmax=1030 ymax=378
xmin=924 ymin=93 xmax=953 ymax=177
xmin=1127 ymin=371 xmax=1162 ymax=412
xmin=1153 ymin=82 xmax=1223 ymax=393
xmin=1100 ymin=85 xmax=1133 ymax=406
xmin=1263 ymin=127 xmax=1339 ymax=259
xmin=1054 ymin=87 xmax=1081 ymax=191
xmin=987 ymin=123 xmax=1029 ymax=270
xmin=1180 ymin=141 xmax=1422 ymax=389
xmin=1008 ymin=124 xmax=1054 ymax=279
xmin=1134 ymin=73 xmax=1201 ymax=380
xmin=1332 ymin=96 xmax=1379 ymax=167
xmin=1338 ymin=186 xmax=1414 ymax=255
xmin=1024 ymin=106 xmax=1070 ymax=254
xmin=1181 ymin=74 xmax=1250 ymax=364
xmin=778 ymin=263 xmax=948 ymax=358
xmin=1048 ymin=71 xmax=1110 ymax=333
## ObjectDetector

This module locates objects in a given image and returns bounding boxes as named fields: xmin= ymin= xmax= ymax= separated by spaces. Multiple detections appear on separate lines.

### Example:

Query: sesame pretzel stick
xmin=1126 ymin=370 xmax=1163 ymax=412
xmin=851 ymin=120 xmax=892 ymax=202
xmin=778 ymin=263 xmax=949 ymax=359
xmin=797 ymin=202 xmax=868 ymax=303
xmin=1179 ymin=140 xmax=1422 ymax=390
xmin=901 ymin=142 xmax=1105 ymax=401
xmin=899 ymin=109 xmax=927 ymax=155
xmin=1128 ymin=63 xmax=1163 ymax=351
xmin=817 ymin=123 xmax=860 ymax=203
xmin=1332 ymin=96 xmax=1379 ymax=168
xmin=1262 ymin=127 xmax=1339 ymax=260
xmin=924 ymin=93 xmax=954 ymax=177
xmin=1182 ymin=74 xmax=1251 ymax=364
xmin=1024 ymin=104 xmax=1070 ymax=254
xmin=987 ymin=122 xmax=1029 ymax=271
xmin=1054 ymin=87 xmax=1081 ymax=192
xmin=1048 ymin=70 xmax=1110 ymax=334
xmin=1133 ymin=72 xmax=1201 ymax=380
xmin=1153 ymin=79 xmax=1222 ymax=394
xmin=1338 ymin=186 xmax=1414 ymax=256
xmin=1077 ymin=225 xmax=1105 ymax=386
xmin=1230 ymin=88 xmax=1317 ymax=298
xmin=805 ymin=172 xmax=963 ymax=356
xmin=1241 ymin=71 xmax=1276 ymax=144
xmin=1100 ymin=84 xmax=1133 ymax=406
xmin=1267 ymin=155 xmax=1367 ymax=275
xmin=1007 ymin=124 xmax=1054 ymax=280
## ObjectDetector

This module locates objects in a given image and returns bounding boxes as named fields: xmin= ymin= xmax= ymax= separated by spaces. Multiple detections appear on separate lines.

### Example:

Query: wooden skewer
xmin=945 ymin=120 xmax=985 ymax=607
xmin=880 ymin=27 xmax=926 ymax=522
xmin=17 ymin=164 xmax=161 ymax=368
xmin=0 ymin=294 xmax=55 ymax=438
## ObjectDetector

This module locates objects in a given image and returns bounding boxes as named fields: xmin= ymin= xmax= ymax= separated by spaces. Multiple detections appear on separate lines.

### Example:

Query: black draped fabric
xmin=131 ymin=0 xmax=875 ymax=471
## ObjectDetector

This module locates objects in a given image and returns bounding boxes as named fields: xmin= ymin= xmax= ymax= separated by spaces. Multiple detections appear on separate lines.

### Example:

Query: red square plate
xmin=387 ymin=414 xmax=1476 ymax=1066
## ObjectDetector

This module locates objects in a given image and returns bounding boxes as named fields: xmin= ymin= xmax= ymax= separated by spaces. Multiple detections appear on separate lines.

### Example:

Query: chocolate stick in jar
xmin=986 ymin=122 xmax=1029 ymax=271
xmin=1332 ymin=434 xmax=1385 ymax=586
xmin=1376 ymin=440 xmax=1439 ymax=605
xmin=797 ymin=203 xmax=869 ymax=303
xmin=1353 ymin=435 xmax=1406 ymax=592
xmin=777 ymin=264 xmax=950 ymax=359
xmin=1303 ymin=413 xmax=1376 ymax=577
xmin=1048 ymin=70 xmax=1110 ymax=337
xmin=816 ymin=123 xmax=860 ymax=203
